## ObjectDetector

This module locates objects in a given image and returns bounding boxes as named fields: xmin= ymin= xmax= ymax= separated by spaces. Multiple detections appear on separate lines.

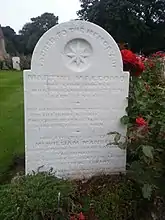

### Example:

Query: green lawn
xmin=0 ymin=70 xmax=24 ymax=181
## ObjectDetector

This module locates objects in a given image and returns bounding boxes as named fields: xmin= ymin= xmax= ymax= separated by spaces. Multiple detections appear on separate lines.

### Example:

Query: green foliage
xmin=107 ymin=132 xmax=127 ymax=150
xmin=0 ymin=172 xmax=74 ymax=220
xmin=142 ymin=184 xmax=153 ymax=200
xmin=0 ymin=60 xmax=4 ymax=70
xmin=19 ymin=13 xmax=58 ymax=54
xmin=20 ymin=55 xmax=31 ymax=70
xmin=142 ymin=145 xmax=154 ymax=160
xmin=0 ymin=56 xmax=12 ymax=70
xmin=2 ymin=26 xmax=18 ymax=56
xmin=4 ymin=55 xmax=13 ymax=69
xmin=75 ymin=175 xmax=153 ymax=220
xmin=127 ymin=57 xmax=165 ymax=199
xmin=2 ymin=13 xmax=58 ymax=55
xmin=0 ymin=171 xmax=153 ymax=220
xmin=120 ymin=115 xmax=129 ymax=125
xmin=78 ymin=0 xmax=165 ymax=53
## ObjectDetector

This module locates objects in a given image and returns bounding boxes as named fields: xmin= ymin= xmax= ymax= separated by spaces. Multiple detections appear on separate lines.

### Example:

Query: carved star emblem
xmin=66 ymin=41 xmax=91 ymax=66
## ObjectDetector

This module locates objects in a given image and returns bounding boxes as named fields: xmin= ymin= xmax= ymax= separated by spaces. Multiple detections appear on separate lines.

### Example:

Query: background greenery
xmin=2 ymin=0 xmax=165 ymax=56
xmin=78 ymin=0 xmax=165 ymax=54
xmin=2 ymin=13 xmax=58 ymax=56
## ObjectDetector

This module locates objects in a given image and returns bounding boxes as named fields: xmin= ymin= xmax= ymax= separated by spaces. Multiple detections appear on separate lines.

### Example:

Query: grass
xmin=0 ymin=70 xmax=24 ymax=182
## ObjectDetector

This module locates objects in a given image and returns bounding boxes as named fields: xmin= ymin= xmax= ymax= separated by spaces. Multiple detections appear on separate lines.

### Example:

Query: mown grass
xmin=0 ymin=70 xmax=24 ymax=182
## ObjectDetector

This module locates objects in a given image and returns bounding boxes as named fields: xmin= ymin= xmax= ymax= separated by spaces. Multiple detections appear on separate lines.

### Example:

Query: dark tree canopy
xmin=2 ymin=6 xmax=165 ymax=55
xmin=2 ymin=12 xmax=58 ymax=55
xmin=2 ymin=26 xmax=18 ymax=55
xmin=19 ymin=13 xmax=59 ymax=54
xmin=77 ymin=0 xmax=165 ymax=53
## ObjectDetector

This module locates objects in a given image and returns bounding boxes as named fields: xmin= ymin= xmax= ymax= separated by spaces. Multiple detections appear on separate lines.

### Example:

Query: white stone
xmin=24 ymin=21 xmax=129 ymax=179
xmin=12 ymin=57 xmax=20 ymax=70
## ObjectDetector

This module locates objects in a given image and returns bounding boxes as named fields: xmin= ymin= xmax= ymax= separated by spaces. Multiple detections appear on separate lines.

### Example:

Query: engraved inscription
xmin=64 ymin=38 xmax=92 ymax=72
xmin=27 ymin=74 xmax=126 ymax=99
xmin=27 ymin=107 xmax=120 ymax=130
xmin=25 ymin=71 xmax=128 ymax=178
xmin=38 ymin=23 xmax=119 ymax=67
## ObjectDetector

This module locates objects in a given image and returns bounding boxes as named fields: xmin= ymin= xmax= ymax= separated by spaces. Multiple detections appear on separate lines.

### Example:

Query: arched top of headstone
xmin=31 ymin=20 xmax=123 ymax=75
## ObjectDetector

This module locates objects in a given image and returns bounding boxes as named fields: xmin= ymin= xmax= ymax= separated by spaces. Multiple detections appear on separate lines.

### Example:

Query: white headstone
xmin=12 ymin=56 xmax=20 ymax=70
xmin=24 ymin=21 xmax=129 ymax=179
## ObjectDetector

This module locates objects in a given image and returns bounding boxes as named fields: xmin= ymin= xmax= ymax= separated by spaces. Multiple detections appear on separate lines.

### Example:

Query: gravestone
xmin=0 ymin=25 xmax=6 ymax=60
xmin=0 ymin=25 xmax=7 ymax=69
xmin=24 ymin=21 xmax=129 ymax=179
xmin=12 ymin=57 xmax=21 ymax=70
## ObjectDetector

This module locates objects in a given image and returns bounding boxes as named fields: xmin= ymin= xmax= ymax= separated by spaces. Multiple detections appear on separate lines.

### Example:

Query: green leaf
xmin=156 ymin=148 xmax=164 ymax=152
xmin=142 ymin=146 xmax=154 ymax=159
xmin=114 ymin=133 xmax=121 ymax=143
xmin=160 ymin=102 xmax=165 ymax=108
xmin=120 ymin=115 xmax=129 ymax=125
xmin=142 ymin=184 xmax=153 ymax=200
xmin=118 ymin=142 xmax=127 ymax=150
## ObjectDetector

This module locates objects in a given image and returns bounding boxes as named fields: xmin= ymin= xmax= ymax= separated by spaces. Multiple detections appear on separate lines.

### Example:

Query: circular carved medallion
xmin=64 ymin=38 xmax=93 ymax=72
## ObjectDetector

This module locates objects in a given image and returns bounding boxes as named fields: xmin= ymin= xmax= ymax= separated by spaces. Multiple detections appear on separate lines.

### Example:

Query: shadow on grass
xmin=0 ymin=155 xmax=25 ymax=184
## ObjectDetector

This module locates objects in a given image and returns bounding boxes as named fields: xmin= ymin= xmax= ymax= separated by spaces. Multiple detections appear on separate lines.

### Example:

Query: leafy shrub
xmin=0 ymin=172 xmax=74 ymax=220
xmin=4 ymin=55 xmax=13 ymax=69
xmin=0 ymin=59 xmax=3 ymax=70
xmin=75 ymin=175 xmax=153 ymax=220
xmin=0 ymin=55 xmax=13 ymax=70
xmin=20 ymin=55 xmax=31 ymax=70
xmin=126 ymin=56 xmax=165 ymax=200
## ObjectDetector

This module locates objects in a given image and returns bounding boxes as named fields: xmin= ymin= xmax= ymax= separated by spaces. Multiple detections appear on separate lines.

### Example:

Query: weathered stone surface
xmin=24 ymin=21 xmax=129 ymax=179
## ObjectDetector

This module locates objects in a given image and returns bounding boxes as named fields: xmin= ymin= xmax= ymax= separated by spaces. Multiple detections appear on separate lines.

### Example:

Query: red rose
xmin=152 ymin=51 xmax=165 ymax=58
xmin=78 ymin=212 xmax=85 ymax=220
xmin=141 ymin=56 xmax=146 ymax=62
xmin=149 ymin=61 xmax=155 ymax=68
xmin=134 ymin=59 xmax=145 ymax=76
xmin=121 ymin=50 xmax=145 ymax=76
xmin=121 ymin=49 xmax=137 ymax=64
xmin=136 ymin=117 xmax=148 ymax=127
xmin=156 ymin=51 xmax=165 ymax=57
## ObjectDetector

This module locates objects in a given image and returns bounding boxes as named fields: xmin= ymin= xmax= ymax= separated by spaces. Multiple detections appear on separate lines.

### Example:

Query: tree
xmin=1 ymin=13 xmax=59 ymax=56
xmin=19 ymin=13 xmax=59 ymax=54
xmin=2 ymin=26 xmax=26 ymax=55
xmin=77 ymin=0 xmax=165 ymax=53
xmin=2 ymin=26 xmax=17 ymax=55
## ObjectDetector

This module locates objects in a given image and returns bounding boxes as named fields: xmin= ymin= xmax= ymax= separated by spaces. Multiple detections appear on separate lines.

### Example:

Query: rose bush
xmin=123 ymin=51 xmax=165 ymax=203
